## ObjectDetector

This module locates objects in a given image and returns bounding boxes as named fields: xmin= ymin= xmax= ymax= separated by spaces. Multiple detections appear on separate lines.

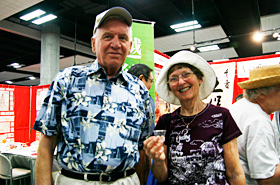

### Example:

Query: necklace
xmin=179 ymin=113 xmax=198 ymax=129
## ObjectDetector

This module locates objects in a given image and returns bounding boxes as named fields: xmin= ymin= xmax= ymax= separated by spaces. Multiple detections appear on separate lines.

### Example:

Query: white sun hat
xmin=155 ymin=50 xmax=217 ymax=105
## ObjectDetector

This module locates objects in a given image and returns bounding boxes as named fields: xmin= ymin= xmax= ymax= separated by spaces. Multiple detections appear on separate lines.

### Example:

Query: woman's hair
xmin=167 ymin=63 xmax=204 ymax=90
xmin=244 ymin=86 xmax=275 ymax=101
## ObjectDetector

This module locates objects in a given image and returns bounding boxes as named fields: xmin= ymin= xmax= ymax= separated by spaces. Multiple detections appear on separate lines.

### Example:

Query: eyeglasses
xmin=143 ymin=75 xmax=154 ymax=83
xmin=168 ymin=72 xmax=194 ymax=85
xmin=147 ymin=77 xmax=154 ymax=84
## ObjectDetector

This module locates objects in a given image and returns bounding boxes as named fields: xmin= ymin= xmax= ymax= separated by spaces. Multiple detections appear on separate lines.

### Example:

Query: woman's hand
xmin=144 ymin=136 xmax=168 ymax=182
xmin=143 ymin=136 xmax=166 ymax=161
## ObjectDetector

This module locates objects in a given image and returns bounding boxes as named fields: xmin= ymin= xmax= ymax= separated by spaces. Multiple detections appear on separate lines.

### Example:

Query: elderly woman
xmin=229 ymin=64 xmax=280 ymax=185
xmin=144 ymin=50 xmax=245 ymax=185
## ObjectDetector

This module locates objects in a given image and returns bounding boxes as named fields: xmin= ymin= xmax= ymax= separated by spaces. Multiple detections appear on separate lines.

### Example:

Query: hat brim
xmin=238 ymin=75 xmax=280 ymax=89
xmin=155 ymin=50 xmax=216 ymax=105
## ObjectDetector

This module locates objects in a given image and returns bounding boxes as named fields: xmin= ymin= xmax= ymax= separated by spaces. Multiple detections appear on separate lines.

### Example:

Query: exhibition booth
xmin=1 ymin=52 xmax=279 ymax=145
xmin=0 ymin=17 xmax=279 ymax=184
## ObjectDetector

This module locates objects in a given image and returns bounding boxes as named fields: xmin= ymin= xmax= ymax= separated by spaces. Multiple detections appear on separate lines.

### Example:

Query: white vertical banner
xmin=204 ymin=62 xmax=236 ymax=108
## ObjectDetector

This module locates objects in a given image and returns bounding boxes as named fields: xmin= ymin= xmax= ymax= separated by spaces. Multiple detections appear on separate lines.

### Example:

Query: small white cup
xmin=153 ymin=130 xmax=166 ymax=136
xmin=153 ymin=130 xmax=166 ymax=142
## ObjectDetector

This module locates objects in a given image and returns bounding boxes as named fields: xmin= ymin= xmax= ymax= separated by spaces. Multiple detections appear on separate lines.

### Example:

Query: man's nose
xmin=110 ymin=37 xmax=121 ymax=48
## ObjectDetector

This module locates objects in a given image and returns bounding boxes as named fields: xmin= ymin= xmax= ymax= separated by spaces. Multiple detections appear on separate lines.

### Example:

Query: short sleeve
xmin=221 ymin=109 xmax=242 ymax=144
xmin=33 ymin=68 xmax=70 ymax=136
xmin=246 ymin=118 xmax=279 ymax=179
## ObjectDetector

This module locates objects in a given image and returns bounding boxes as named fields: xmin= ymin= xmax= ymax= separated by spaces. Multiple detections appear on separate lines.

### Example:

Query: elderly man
xmin=33 ymin=7 xmax=152 ymax=185
xmin=229 ymin=64 xmax=280 ymax=185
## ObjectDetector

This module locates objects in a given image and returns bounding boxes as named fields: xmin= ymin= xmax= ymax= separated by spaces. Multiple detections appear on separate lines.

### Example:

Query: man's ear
xmin=91 ymin=37 xmax=96 ymax=54
xmin=139 ymin=74 xmax=145 ymax=81
xmin=128 ymin=40 xmax=133 ymax=54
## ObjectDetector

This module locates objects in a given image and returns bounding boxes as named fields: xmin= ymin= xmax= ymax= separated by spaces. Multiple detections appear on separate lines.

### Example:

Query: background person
xmin=144 ymin=50 xmax=245 ymax=185
xmin=272 ymin=111 xmax=280 ymax=134
xmin=127 ymin=63 xmax=155 ymax=134
xmin=229 ymin=64 xmax=280 ymax=185
xmin=235 ymin=93 xmax=243 ymax=102
xmin=127 ymin=63 xmax=155 ymax=184
xmin=33 ymin=7 xmax=152 ymax=185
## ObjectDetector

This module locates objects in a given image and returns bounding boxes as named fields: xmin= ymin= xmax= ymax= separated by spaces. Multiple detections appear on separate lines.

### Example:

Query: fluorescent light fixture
xmin=174 ymin=24 xmax=202 ymax=32
xmin=197 ymin=45 xmax=220 ymax=52
xmin=29 ymin=76 xmax=36 ymax=80
xmin=171 ymin=20 xmax=202 ymax=32
xmin=8 ymin=62 xmax=23 ymax=68
xmin=32 ymin=14 xmax=57 ymax=25
xmin=276 ymin=52 xmax=280 ymax=54
xmin=5 ymin=81 xmax=13 ymax=84
xmin=13 ymin=65 xmax=22 ymax=69
xmin=278 ymin=36 xmax=280 ymax=41
xmin=171 ymin=20 xmax=199 ymax=29
xmin=20 ymin=9 xmax=46 ymax=21
xmin=10 ymin=63 xmax=19 ymax=66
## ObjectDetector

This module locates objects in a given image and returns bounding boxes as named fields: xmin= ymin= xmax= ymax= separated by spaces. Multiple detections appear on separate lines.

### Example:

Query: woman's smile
xmin=179 ymin=86 xmax=191 ymax=93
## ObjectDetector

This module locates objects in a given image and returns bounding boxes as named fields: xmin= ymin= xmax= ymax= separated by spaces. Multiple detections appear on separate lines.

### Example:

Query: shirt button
xmin=101 ymin=137 xmax=104 ymax=140
xmin=104 ymin=117 xmax=107 ymax=121
xmin=97 ymin=161 xmax=101 ymax=164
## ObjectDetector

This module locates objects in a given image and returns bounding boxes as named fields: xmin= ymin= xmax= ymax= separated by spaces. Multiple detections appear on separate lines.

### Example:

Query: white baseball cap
xmin=93 ymin=7 xmax=132 ymax=35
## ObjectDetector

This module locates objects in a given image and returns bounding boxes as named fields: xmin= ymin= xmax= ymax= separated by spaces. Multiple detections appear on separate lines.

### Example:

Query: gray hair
xmin=92 ymin=15 xmax=132 ymax=41
xmin=244 ymin=85 xmax=275 ymax=101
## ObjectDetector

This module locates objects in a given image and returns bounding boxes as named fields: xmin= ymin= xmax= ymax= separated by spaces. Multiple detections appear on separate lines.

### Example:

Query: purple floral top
xmin=155 ymin=104 xmax=241 ymax=185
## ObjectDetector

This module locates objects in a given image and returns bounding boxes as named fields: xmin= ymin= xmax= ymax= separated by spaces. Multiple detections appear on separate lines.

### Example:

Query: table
xmin=1 ymin=148 xmax=61 ymax=185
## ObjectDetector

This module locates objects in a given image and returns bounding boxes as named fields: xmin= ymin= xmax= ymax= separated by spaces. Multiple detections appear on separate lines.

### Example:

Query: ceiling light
xmin=174 ymin=24 xmax=202 ymax=32
xmin=171 ymin=20 xmax=199 ymax=29
xmin=252 ymin=31 xmax=264 ymax=42
xmin=171 ymin=20 xmax=201 ymax=32
xmin=20 ymin=9 xmax=46 ymax=21
xmin=8 ymin=63 xmax=23 ymax=68
xmin=212 ymin=59 xmax=229 ymax=62
xmin=5 ymin=81 xmax=13 ymax=84
xmin=29 ymin=76 xmax=36 ymax=80
xmin=197 ymin=45 xmax=220 ymax=52
xmin=10 ymin=63 xmax=19 ymax=66
xmin=272 ymin=32 xmax=279 ymax=38
xmin=190 ymin=45 xmax=196 ymax=51
xmin=32 ymin=14 xmax=57 ymax=25
xmin=13 ymin=65 xmax=22 ymax=69
xmin=276 ymin=52 xmax=280 ymax=54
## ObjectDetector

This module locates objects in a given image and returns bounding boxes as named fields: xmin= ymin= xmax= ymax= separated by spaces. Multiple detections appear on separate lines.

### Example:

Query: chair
xmin=0 ymin=153 xmax=31 ymax=185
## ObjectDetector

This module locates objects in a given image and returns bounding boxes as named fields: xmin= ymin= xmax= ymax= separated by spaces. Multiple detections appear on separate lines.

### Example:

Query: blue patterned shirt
xmin=33 ymin=60 xmax=152 ymax=173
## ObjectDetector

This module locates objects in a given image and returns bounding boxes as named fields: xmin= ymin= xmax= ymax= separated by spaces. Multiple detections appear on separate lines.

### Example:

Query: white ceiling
xmin=155 ymin=25 xmax=229 ymax=53
xmin=0 ymin=0 xmax=44 ymax=21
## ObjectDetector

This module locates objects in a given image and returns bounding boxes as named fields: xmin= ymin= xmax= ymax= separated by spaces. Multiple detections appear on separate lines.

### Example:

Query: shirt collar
xmin=86 ymin=60 xmax=128 ymax=85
